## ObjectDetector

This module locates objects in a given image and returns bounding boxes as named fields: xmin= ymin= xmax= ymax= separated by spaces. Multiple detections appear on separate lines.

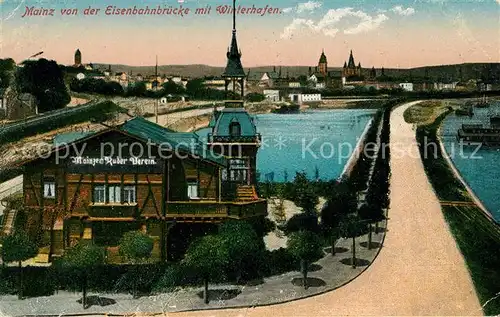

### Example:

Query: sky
xmin=0 ymin=0 xmax=499 ymax=68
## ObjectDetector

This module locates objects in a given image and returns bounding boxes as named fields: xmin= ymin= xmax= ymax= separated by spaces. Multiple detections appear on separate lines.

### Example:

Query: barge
xmin=457 ymin=122 xmax=500 ymax=146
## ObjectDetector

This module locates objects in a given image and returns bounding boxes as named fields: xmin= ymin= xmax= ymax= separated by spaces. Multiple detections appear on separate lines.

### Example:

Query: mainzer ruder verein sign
xmin=65 ymin=155 xmax=163 ymax=173
xmin=70 ymin=156 xmax=158 ymax=166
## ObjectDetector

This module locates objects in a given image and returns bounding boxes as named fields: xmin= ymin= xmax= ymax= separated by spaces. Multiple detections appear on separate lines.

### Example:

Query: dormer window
xmin=229 ymin=122 xmax=241 ymax=137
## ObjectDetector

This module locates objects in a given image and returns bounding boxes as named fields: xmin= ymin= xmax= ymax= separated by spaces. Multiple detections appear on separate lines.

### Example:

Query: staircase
xmin=236 ymin=185 xmax=258 ymax=201
xmin=1 ymin=209 xmax=17 ymax=236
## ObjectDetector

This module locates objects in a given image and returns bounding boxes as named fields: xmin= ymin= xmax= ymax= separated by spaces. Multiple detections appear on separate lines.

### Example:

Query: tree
xmin=321 ymin=179 xmax=357 ymax=230
xmin=15 ymin=59 xmax=70 ymax=112
xmin=162 ymin=80 xmax=185 ymax=95
xmin=0 ymin=58 xmax=15 ymax=88
xmin=0 ymin=231 xmax=38 ymax=299
xmin=185 ymin=78 xmax=205 ymax=96
xmin=58 ymin=242 xmax=105 ymax=309
xmin=126 ymin=81 xmax=147 ymax=97
xmin=357 ymin=204 xmax=385 ymax=250
xmin=218 ymin=220 xmax=265 ymax=282
xmin=284 ymin=212 xmax=319 ymax=234
xmin=246 ymin=92 xmax=265 ymax=102
xmin=119 ymin=231 xmax=154 ymax=262
xmin=183 ymin=235 xmax=229 ymax=304
xmin=292 ymin=172 xmax=319 ymax=213
xmin=287 ymin=230 xmax=323 ymax=289
xmin=340 ymin=213 xmax=367 ymax=269
xmin=118 ymin=231 xmax=154 ymax=298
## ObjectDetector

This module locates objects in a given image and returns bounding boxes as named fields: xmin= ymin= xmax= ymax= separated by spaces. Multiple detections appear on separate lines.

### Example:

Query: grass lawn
xmin=417 ymin=112 xmax=500 ymax=316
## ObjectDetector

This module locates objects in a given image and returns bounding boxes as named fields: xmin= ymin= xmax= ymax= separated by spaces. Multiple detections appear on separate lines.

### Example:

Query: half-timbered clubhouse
xmin=18 ymin=0 xmax=266 ymax=262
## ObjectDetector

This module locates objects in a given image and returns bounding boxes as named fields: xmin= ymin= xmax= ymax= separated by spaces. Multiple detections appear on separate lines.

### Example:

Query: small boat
xmin=475 ymin=95 xmax=490 ymax=108
xmin=455 ymin=104 xmax=474 ymax=117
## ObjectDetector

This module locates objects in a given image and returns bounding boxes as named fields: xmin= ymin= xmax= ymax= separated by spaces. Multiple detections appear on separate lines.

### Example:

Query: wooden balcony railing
xmin=167 ymin=199 xmax=267 ymax=219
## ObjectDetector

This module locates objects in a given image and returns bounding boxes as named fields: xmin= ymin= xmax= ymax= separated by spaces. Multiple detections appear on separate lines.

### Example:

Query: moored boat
xmin=475 ymin=95 xmax=490 ymax=108
xmin=457 ymin=122 xmax=500 ymax=146
xmin=455 ymin=103 xmax=474 ymax=117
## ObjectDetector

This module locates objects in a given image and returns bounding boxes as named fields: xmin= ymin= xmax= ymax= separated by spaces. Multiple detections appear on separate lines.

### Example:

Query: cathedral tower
xmin=318 ymin=49 xmax=328 ymax=76
xmin=74 ymin=49 xmax=82 ymax=67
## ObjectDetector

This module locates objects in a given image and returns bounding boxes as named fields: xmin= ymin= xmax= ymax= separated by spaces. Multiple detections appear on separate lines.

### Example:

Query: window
xmin=108 ymin=185 xmax=121 ymax=203
xmin=229 ymin=122 xmax=241 ymax=137
xmin=43 ymin=180 xmax=56 ymax=199
xmin=93 ymin=185 xmax=106 ymax=203
xmin=123 ymin=186 xmax=136 ymax=204
xmin=229 ymin=159 xmax=249 ymax=182
xmin=187 ymin=182 xmax=198 ymax=199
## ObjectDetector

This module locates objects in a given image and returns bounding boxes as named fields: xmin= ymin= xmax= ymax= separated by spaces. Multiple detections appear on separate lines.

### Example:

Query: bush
xmin=261 ymin=248 xmax=298 ymax=276
xmin=283 ymin=212 xmax=319 ymax=235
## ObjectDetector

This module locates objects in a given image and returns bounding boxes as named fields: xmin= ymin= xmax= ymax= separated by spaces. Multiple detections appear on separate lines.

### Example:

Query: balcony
xmin=166 ymin=199 xmax=267 ymax=221
xmin=207 ymin=133 xmax=262 ymax=144
xmin=83 ymin=203 xmax=138 ymax=220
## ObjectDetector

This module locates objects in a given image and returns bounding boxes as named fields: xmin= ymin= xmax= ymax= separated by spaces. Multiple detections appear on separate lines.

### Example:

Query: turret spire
xmin=232 ymin=0 xmax=236 ymax=31
xmin=222 ymin=0 xmax=246 ymax=98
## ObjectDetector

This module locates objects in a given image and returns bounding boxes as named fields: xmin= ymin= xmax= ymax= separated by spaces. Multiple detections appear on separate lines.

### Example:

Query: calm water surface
xmin=440 ymin=101 xmax=500 ymax=222
xmin=197 ymin=109 xmax=376 ymax=182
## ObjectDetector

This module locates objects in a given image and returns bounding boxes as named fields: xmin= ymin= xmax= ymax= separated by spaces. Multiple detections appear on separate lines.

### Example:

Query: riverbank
xmin=417 ymin=111 xmax=500 ymax=316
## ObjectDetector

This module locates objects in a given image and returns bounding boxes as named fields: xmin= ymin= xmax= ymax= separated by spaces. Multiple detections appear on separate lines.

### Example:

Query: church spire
xmin=348 ymin=50 xmax=355 ymax=68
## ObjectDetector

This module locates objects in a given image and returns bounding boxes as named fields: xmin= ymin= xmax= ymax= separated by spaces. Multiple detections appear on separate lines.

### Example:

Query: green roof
xmin=213 ymin=108 xmax=257 ymax=136
xmin=53 ymin=132 xmax=94 ymax=145
xmin=120 ymin=117 xmax=226 ymax=166
xmin=52 ymin=117 xmax=226 ymax=166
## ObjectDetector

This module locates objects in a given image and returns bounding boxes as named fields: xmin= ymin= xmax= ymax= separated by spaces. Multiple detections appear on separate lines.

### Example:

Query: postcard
xmin=0 ymin=0 xmax=499 ymax=316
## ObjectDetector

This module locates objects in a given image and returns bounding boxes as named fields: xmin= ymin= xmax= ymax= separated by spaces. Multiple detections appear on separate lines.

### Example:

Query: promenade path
xmin=172 ymin=101 xmax=482 ymax=316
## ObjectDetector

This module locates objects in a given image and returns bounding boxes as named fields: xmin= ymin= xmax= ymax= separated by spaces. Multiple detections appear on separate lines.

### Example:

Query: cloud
xmin=282 ymin=1 xmax=322 ymax=14
xmin=296 ymin=1 xmax=323 ymax=13
xmin=390 ymin=5 xmax=416 ymax=16
xmin=281 ymin=7 xmax=388 ymax=39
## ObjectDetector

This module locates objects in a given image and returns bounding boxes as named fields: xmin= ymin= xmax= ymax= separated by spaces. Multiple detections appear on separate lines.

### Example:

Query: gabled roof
xmin=120 ymin=117 xmax=225 ymax=165
xmin=50 ymin=117 xmax=226 ymax=166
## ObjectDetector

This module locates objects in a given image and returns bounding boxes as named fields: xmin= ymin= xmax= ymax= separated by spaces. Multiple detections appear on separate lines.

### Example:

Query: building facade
xmin=20 ymin=117 xmax=266 ymax=262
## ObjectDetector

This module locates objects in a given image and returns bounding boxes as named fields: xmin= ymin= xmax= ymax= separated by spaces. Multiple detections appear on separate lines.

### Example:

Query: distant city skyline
xmin=1 ymin=0 xmax=499 ymax=68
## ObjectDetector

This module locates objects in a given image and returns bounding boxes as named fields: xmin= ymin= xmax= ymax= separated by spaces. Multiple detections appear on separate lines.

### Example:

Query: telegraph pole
xmin=155 ymin=55 xmax=159 ymax=124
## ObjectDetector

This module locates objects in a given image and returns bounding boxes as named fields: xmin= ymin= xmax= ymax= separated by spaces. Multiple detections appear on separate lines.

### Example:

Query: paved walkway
xmin=171 ymin=101 xmax=483 ymax=316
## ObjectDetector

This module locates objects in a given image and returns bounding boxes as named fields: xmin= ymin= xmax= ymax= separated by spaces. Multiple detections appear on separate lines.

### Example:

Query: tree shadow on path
xmin=77 ymin=296 xmax=116 ymax=309
xmin=291 ymin=277 xmax=326 ymax=288
xmin=339 ymin=258 xmax=370 ymax=267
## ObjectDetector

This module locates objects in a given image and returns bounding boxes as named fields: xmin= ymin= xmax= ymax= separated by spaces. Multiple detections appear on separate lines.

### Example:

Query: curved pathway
xmin=172 ymin=101 xmax=482 ymax=316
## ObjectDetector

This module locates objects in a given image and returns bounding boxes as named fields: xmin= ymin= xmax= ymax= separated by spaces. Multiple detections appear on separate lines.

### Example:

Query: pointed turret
xmin=319 ymin=50 xmax=327 ymax=64
xmin=222 ymin=0 xmax=245 ymax=79
xmin=343 ymin=61 xmax=347 ymax=68
xmin=347 ymin=50 xmax=355 ymax=68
